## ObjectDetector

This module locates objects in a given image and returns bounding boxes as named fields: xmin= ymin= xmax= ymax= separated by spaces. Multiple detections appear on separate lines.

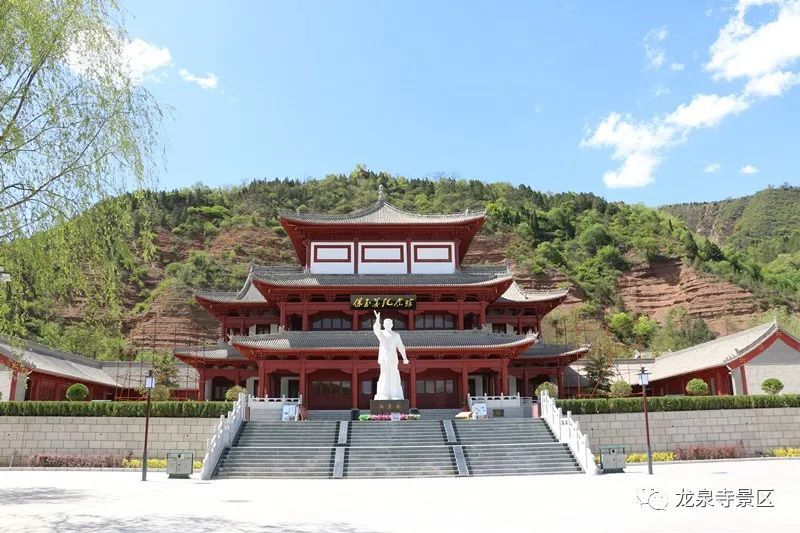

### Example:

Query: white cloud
xmin=179 ymin=69 xmax=219 ymax=90
xmin=653 ymin=84 xmax=671 ymax=97
xmin=706 ymin=0 xmax=800 ymax=82
xmin=704 ymin=162 xmax=721 ymax=173
xmin=745 ymin=70 xmax=800 ymax=96
xmin=740 ymin=164 xmax=759 ymax=174
xmin=123 ymin=39 xmax=172 ymax=82
xmin=66 ymin=32 xmax=171 ymax=84
xmin=670 ymin=62 xmax=685 ymax=71
xmin=583 ymin=1 xmax=800 ymax=189
xmin=644 ymin=27 xmax=669 ymax=69
xmin=665 ymin=93 xmax=749 ymax=128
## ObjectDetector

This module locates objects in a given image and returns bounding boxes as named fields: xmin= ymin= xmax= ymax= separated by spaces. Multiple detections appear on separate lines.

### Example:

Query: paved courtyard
xmin=2 ymin=459 xmax=799 ymax=532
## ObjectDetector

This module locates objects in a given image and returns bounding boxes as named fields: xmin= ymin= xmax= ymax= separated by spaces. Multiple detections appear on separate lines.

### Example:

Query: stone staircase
xmin=307 ymin=409 xmax=351 ymax=421
xmin=456 ymin=419 xmax=582 ymax=476
xmin=344 ymin=420 xmax=456 ymax=478
xmin=418 ymin=408 xmax=463 ymax=420
xmin=214 ymin=421 xmax=337 ymax=479
xmin=212 ymin=417 xmax=582 ymax=479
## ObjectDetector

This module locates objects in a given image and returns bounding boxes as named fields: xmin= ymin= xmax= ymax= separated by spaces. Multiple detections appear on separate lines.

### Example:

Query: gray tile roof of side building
xmin=278 ymin=198 xmax=486 ymax=225
xmin=495 ymin=282 xmax=570 ymax=303
xmin=644 ymin=321 xmax=783 ymax=382
xmin=100 ymin=361 xmax=200 ymax=389
xmin=231 ymin=329 xmax=536 ymax=351
xmin=173 ymin=342 xmax=246 ymax=361
xmin=0 ymin=339 xmax=118 ymax=387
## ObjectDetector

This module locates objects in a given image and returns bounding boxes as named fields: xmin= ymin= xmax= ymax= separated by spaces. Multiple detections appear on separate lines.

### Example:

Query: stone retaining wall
xmin=0 ymin=416 xmax=219 ymax=465
xmin=574 ymin=407 xmax=800 ymax=454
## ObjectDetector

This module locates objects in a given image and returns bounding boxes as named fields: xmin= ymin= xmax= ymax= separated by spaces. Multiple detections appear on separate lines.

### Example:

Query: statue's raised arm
xmin=372 ymin=310 xmax=382 ymax=339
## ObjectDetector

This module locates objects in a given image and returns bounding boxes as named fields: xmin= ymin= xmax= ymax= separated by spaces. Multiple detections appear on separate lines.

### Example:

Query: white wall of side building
xmin=744 ymin=338 xmax=800 ymax=394
xmin=0 ymin=368 xmax=11 ymax=400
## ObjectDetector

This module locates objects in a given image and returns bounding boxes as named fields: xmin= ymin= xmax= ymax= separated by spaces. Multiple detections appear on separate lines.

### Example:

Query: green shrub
xmin=761 ymin=378 xmax=784 ymax=395
xmin=149 ymin=385 xmax=171 ymax=402
xmin=0 ymin=401 xmax=232 ymax=417
xmin=555 ymin=394 xmax=800 ymax=414
xmin=225 ymin=385 xmax=245 ymax=401
xmin=535 ymin=382 xmax=558 ymax=399
xmin=609 ymin=380 xmax=633 ymax=398
xmin=65 ymin=383 xmax=89 ymax=401
xmin=685 ymin=378 xmax=709 ymax=396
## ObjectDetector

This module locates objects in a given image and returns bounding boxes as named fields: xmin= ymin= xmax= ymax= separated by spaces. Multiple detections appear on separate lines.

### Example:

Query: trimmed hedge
xmin=0 ymin=401 xmax=232 ymax=418
xmin=556 ymin=394 xmax=800 ymax=414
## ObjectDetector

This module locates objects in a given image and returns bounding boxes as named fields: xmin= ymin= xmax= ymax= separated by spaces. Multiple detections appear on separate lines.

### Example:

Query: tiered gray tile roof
xmin=250 ymin=265 xmax=512 ymax=287
xmin=231 ymin=329 xmax=536 ymax=351
xmin=195 ymin=266 xmax=514 ymax=303
xmin=495 ymin=282 xmax=570 ymax=303
xmin=519 ymin=343 xmax=590 ymax=359
xmin=279 ymin=199 xmax=485 ymax=225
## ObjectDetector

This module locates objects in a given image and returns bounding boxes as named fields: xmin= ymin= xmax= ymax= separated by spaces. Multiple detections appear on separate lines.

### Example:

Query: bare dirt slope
xmin=617 ymin=258 xmax=761 ymax=334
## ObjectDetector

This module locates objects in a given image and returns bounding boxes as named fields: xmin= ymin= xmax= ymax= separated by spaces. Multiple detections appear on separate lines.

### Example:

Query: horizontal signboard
xmin=350 ymin=294 xmax=417 ymax=310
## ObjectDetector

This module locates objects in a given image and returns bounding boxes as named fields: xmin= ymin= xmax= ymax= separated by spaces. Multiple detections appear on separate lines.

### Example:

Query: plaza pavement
xmin=1 ymin=458 xmax=799 ymax=533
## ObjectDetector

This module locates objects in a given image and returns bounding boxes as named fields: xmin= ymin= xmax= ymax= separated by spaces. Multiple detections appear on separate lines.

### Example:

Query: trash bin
xmin=166 ymin=451 xmax=194 ymax=479
xmin=599 ymin=445 xmax=626 ymax=474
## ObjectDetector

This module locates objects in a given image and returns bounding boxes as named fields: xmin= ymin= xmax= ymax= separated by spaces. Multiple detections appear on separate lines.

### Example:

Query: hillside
xmin=1 ymin=168 xmax=797 ymax=360
xmin=663 ymin=185 xmax=800 ymax=261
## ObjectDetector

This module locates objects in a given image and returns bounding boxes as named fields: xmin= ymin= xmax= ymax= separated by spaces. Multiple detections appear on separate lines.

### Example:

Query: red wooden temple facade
xmin=175 ymin=192 xmax=586 ymax=408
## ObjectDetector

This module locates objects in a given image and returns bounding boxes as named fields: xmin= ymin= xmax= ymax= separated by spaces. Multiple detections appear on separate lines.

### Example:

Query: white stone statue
xmin=372 ymin=310 xmax=409 ymax=400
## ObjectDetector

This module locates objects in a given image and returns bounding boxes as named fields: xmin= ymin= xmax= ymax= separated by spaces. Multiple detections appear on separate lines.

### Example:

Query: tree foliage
xmin=685 ymin=378 xmax=709 ymax=396
xmin=761 ymin=378 xmax=784 ymax=395
xmin=0 ymin=0 xmax=161 ymax=342
xmin=65 ymin=382 xmax=89 ymax=400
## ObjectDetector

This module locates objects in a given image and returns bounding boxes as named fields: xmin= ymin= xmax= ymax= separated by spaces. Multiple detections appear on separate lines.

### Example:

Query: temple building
xmin=174 ymin=191 xmax=584 ymax=408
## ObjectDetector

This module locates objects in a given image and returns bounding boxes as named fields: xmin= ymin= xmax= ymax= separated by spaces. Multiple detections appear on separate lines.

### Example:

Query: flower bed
xmin=0 ymin=400 xmax=232 ymax=417
xmin=25 ymin=453 xmax=203 ymax=469
xmin=358 ymin=413 xmax=422 ymax=421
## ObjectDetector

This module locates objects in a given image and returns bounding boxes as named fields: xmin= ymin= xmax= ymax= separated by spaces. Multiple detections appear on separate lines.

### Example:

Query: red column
xmin=458 ymin=304 xmax=464 ymax=330
xmin=279 ymin=303 xmax=287 ymax=329
xmin=302 ymin=305 xmax=309 ymax=331
xmin=479 ymin=302 xmax=486 ymax=328
xmin=406 ymin=239 xmax=412 ymax=274
xmin=299 ymin=362 xmax=307 ymax=405
xmin=557 ymin=362 xmax=564 ymax=395
xmin=257 ymin=363 xmax=266 ymax=397
xmin=454 ymin=239 xmax=460 ymax=270
xmin=221 ymin=317 xmax=228 ymax=341
xmin=354 ymin=240 xmax=359 ymax=274
xmin=9 ymin=370 xmax=17 ymax=401
xmin=461 ymin=362 xmax=469 ymax=405
xmin=351 ymin=363 xmax=359 ymax=409
xmin=500 ymin=359 xmax=509 ymax=395
xmin=352 ymin=311 xmax=360 ymax=331
xmin=197 ymin=369 xmax=206 ymax=401
xmin=408 ymin=312 xmax=415 ymax=331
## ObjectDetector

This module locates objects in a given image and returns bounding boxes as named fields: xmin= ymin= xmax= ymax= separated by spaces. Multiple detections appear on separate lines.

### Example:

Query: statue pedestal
xmin=370 ymin=399 xmax=410 ymax=414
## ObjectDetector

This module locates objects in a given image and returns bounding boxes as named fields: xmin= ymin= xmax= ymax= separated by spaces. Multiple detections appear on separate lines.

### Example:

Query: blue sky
xmin=119 ymin=0 xmax=800 ymax=205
